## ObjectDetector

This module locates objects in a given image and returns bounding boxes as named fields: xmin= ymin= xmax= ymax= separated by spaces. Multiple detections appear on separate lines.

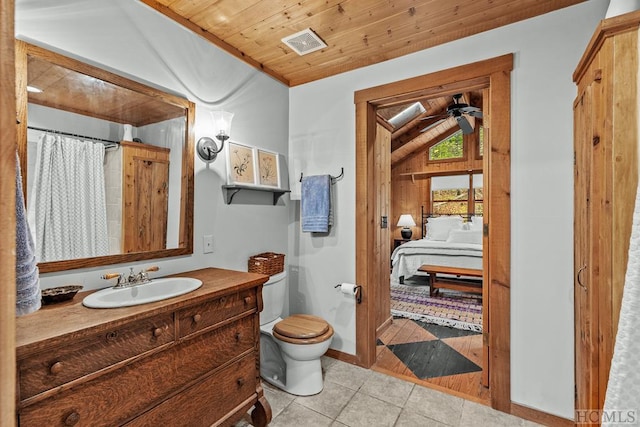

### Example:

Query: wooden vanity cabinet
xmin=16 ymin=268 xmax=272 ymax=427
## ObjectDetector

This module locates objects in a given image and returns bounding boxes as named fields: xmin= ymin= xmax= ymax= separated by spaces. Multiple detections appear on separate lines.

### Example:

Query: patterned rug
xmin=390 ymin=277 xmax=483 ymax=332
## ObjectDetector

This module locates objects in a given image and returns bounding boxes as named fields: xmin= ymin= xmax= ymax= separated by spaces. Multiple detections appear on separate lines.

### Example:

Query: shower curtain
xmin=28 ymin=133 xmax=109 ymax=262
xmin=603 ymin=183 xmax=640 ymax=425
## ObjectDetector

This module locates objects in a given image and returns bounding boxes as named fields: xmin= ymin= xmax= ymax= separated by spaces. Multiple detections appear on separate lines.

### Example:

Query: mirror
xmin=16 ymin=41 xmax=194 ymax=273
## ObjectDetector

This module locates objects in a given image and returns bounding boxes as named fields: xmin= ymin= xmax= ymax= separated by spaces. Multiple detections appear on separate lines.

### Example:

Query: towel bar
xmin=299 ymin=167 xmax=344 ymax=183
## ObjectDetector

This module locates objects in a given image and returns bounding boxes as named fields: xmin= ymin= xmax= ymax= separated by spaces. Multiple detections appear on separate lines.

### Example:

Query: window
xmin=474 ymin=187 xmax=484 ymax=215
xmin=432 ymin=188 xmax=469 ymax=215
xmin=428 ymin=130 xmax=463 ymax=161
xmin=431 ymin=174 xmax=483 ymax=215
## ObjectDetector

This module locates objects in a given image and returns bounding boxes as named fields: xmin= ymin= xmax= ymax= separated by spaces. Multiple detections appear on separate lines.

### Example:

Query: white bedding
xmin=391 ymin=239 xmax=483 ymax=282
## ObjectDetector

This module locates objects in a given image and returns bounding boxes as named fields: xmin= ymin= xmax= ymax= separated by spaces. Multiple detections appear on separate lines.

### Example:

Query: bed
xmin=390 ymin=210 xmax=483 ymax=283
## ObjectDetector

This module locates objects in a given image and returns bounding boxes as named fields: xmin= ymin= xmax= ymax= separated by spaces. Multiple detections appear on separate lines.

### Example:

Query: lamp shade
xmin=211 ymin=110 xmax=234 ymax=138
xmin=397 ymin=214 xmax=416 ymax=228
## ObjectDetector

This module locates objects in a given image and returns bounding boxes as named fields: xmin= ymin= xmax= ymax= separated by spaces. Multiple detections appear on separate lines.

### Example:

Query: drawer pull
xmin=153 ymin=327 xmax=163 ymax=337
xmin=193 ymin=314 xmax=202 ymax=323
xmin=235 ymin=332 xmax=241 ymax=341
xmin=237 ymin=378 xmax=245 ymax=387
xmin=50 ymin=361 xmax=63 ymax=375
xmin=219 ymin=296 xmax=227 ymax=305
xmin=244 ymin=296 xmax=252 ymax=305
xmin=106 ymin=331 xmax=119 ymax=341
xmin=64 ymin=411 xmax=80 ymax=426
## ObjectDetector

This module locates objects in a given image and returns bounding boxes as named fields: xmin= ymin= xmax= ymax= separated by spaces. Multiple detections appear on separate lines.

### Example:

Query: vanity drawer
xmin=18 ymin=313 xmax=174 ymax=400
xmin=177 ymin=289 xmax=256 ymax=338
xmin=18 ymin=316 xmax=255 ymax=427
xmin=125 ymin=354 xmax=257 ymax=427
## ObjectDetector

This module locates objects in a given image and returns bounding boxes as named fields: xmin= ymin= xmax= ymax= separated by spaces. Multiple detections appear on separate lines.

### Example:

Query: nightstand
xmin=393 ymin=238 xmax=412 ymax=250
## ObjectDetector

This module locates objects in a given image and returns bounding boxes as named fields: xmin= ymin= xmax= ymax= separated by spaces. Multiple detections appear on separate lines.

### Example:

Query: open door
xmin=374 ymin=123 xmax=391 ymax=333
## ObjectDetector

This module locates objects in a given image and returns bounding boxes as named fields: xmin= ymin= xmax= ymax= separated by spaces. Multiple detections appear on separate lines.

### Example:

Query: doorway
xmin=354 ymin=54 xmax=513 ymax=412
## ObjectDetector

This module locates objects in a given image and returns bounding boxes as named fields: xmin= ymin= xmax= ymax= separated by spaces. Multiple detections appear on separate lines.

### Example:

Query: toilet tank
xmin=260 ymin=271 xmax=287 ymax=325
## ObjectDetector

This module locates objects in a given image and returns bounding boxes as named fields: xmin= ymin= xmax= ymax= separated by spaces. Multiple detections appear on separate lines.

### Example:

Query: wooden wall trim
xmin=325 ymin=348 xmax=359 ymax=365
xmin=354 ymin=53 xmax=513 ymax=413
xmin=487 ymin=68 xmax=512 ymax=412
xmin=1 ymin=0 xmax=17 ymax=425
xmin=510 ymin=403 xmax=574 ymax=427
xmin=355 ymin=100 xmax=378 ymax=368
xmin=354 ymin=54 xmax=512 ymax=105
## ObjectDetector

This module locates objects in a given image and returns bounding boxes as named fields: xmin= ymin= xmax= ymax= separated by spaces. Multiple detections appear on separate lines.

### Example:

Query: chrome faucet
xmin=101 ymin=266 xmax=160 ymax=288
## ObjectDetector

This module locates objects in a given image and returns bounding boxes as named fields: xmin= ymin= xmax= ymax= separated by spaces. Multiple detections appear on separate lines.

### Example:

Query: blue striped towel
xmin=301 ymin=175 xmax=332 ymax=233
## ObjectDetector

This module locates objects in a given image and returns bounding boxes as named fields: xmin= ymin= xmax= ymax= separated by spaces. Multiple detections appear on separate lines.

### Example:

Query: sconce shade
xmin=397 ymin=214 xmax=416 ymax=228
xmin=211 ymin=110 xmax=234 ymax=139
xmin=196 ymin=110 xmax=234 ymax=163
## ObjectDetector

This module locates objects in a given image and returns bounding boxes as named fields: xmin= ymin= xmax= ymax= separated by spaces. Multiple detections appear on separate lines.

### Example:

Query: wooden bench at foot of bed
xmin=418 ymin=265 xmax=483 ymax=297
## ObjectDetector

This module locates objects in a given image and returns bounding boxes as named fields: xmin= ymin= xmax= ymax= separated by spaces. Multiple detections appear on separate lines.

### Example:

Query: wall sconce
xmin=196 ymin=110 xmax=234 ymax=162
xmin=397 ymin=214 xmax=416 ymax=239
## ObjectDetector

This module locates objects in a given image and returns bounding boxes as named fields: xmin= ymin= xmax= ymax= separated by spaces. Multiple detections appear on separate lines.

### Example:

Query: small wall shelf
xmin=222 ymin=185 xmax=290 ymax=205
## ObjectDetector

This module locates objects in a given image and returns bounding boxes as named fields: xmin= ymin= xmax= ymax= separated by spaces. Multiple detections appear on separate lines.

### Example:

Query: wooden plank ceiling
xmin=141 ymin=0 xmax=585 ymax=87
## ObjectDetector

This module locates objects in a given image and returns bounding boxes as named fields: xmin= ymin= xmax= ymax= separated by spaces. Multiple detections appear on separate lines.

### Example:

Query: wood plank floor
xmin=373 ymin=317 xmax=490 ymax=404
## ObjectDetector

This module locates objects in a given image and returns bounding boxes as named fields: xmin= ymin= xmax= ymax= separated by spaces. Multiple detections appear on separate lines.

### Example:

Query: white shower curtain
xmin=28 ymin=133 xmax=109 ymax=262
xmin=603 ymin=183 xmax=640 ymax=425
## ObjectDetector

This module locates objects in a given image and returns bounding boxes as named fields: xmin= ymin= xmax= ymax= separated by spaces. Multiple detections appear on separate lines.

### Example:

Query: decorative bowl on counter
xmin=41 ymin=285 xmax=83 ymax=305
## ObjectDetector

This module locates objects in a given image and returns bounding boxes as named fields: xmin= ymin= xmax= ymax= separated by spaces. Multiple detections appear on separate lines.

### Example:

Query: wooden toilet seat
xmin=272 ymin=314 xmax=334 ymax=345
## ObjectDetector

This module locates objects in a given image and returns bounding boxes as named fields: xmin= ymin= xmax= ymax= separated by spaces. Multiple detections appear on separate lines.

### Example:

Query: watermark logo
xmin=575 ymin=409 xmax=637 ymax=425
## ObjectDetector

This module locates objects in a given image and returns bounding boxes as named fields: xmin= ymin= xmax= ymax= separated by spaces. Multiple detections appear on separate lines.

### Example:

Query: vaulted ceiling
xmin=379 ymin=91 xmax=483 ymax=166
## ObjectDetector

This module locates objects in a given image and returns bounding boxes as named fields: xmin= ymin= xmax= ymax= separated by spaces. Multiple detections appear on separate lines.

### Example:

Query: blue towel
xmin=301 ymin=175 xmax=332 ymax=233
xmin=15 ymin=152 xmax=41 ymax=316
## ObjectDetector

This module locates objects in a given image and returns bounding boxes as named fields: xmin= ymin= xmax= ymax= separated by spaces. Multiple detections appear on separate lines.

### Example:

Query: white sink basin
xmin=83 ymin=277 xmax=202 ymax=309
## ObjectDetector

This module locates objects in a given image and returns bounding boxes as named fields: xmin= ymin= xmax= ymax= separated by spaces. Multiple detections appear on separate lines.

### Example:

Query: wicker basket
xmin=248 ymin=252 xmax=285 ymax=276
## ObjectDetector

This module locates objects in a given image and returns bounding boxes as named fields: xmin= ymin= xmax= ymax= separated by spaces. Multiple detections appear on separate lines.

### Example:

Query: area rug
xmin=390 ymin=279 xmax=482 ymax=332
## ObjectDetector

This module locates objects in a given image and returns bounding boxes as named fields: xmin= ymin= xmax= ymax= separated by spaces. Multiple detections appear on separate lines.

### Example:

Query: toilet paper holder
xmin=334 ymin=284 xmax=362 ymax=304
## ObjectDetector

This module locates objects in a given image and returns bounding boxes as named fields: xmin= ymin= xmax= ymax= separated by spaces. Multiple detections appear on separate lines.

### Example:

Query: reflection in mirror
xmin=16 ymin=41 xmax=195 ymax=273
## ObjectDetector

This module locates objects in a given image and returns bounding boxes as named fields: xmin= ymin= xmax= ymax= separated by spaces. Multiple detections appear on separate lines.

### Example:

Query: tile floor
xmin=238 ymin=357 xmax=542 ymax=427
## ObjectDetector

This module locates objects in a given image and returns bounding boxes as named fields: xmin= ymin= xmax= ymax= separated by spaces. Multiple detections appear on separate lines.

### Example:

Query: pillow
xmin=446 ymin=229 xmax=483 ymax=245
xmin=426 ymin=216 xmax=463 ymax=241
xmin=469 ymin=216 xmax=483 ymax=231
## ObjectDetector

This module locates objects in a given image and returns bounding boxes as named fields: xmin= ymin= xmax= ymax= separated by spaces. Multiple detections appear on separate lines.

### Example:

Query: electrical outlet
xmin=203 ymin=235 xmax=214 ymax=253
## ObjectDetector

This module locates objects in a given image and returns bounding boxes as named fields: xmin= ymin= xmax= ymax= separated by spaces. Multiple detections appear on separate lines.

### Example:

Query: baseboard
xmin=510 ymin=402 xmax=574 ymax=427
xmin=325 ymin=348 xmax=358 ymax=365
xmin=376 ymin=316 xmax=393 ymax=335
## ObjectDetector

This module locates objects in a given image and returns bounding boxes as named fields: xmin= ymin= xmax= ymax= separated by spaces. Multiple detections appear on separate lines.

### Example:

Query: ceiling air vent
xmin=282 ymin=28 xmax=327 ymax=56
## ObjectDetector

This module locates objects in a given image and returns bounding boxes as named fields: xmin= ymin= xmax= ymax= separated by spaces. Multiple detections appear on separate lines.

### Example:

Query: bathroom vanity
xmin=15 ymin=268 xmax=272 ymax=427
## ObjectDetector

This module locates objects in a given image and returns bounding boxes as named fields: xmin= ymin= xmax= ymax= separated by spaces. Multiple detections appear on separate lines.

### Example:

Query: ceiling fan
xmin=420 ymin=93 xmax=483 ymax=134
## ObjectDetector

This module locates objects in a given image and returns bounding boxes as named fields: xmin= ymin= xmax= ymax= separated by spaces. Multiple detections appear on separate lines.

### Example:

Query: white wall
xmin=288 ymin=0 xmax=609 ymax=419
xmin=16 ymin=0 xmax=290 ymax=289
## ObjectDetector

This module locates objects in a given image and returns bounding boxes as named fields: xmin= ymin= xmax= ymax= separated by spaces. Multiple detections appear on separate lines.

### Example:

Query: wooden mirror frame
xmin=15 ymin=40 xmax=195 ymax=273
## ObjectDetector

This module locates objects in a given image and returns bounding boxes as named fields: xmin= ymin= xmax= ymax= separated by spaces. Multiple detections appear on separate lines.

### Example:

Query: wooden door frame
xmin=1 ymin=0 xmax=17 ymax=424
xmin=354 ymin=54 xmax=513 ymax=412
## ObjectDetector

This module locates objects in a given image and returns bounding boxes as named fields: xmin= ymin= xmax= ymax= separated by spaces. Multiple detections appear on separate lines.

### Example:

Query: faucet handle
xmin=145 ymin=266 xmax=159 ymax=273
xmin=101 ymin=273 xmax=121 ymax=280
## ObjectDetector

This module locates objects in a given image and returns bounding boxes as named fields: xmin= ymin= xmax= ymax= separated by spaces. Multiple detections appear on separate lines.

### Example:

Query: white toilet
xmin=259 ymin=271 xmax=334 ymax=396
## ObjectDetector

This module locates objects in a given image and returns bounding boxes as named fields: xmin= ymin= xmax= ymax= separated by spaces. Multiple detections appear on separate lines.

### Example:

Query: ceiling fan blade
xmin=466 ymin=110 xmax=483 ymax=119
xmin=419 ymin=118 xmax=446 ymax=132
xmin=420 ymin=114 xmax=448 ymax=120
xmin=456 ymin=115 xmax=474 ymax=134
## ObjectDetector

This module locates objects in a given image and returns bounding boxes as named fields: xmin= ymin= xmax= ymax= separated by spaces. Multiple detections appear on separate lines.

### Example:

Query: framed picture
xmin=257 ymin=149 xmax=280 ymax=187
xmin=226 ymin=141 xmax=256 ymax=185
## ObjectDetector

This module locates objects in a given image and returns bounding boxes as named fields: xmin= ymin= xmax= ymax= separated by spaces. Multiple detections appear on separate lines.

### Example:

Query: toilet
xmin=259 ymin=271 xmax=334 ymax=396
